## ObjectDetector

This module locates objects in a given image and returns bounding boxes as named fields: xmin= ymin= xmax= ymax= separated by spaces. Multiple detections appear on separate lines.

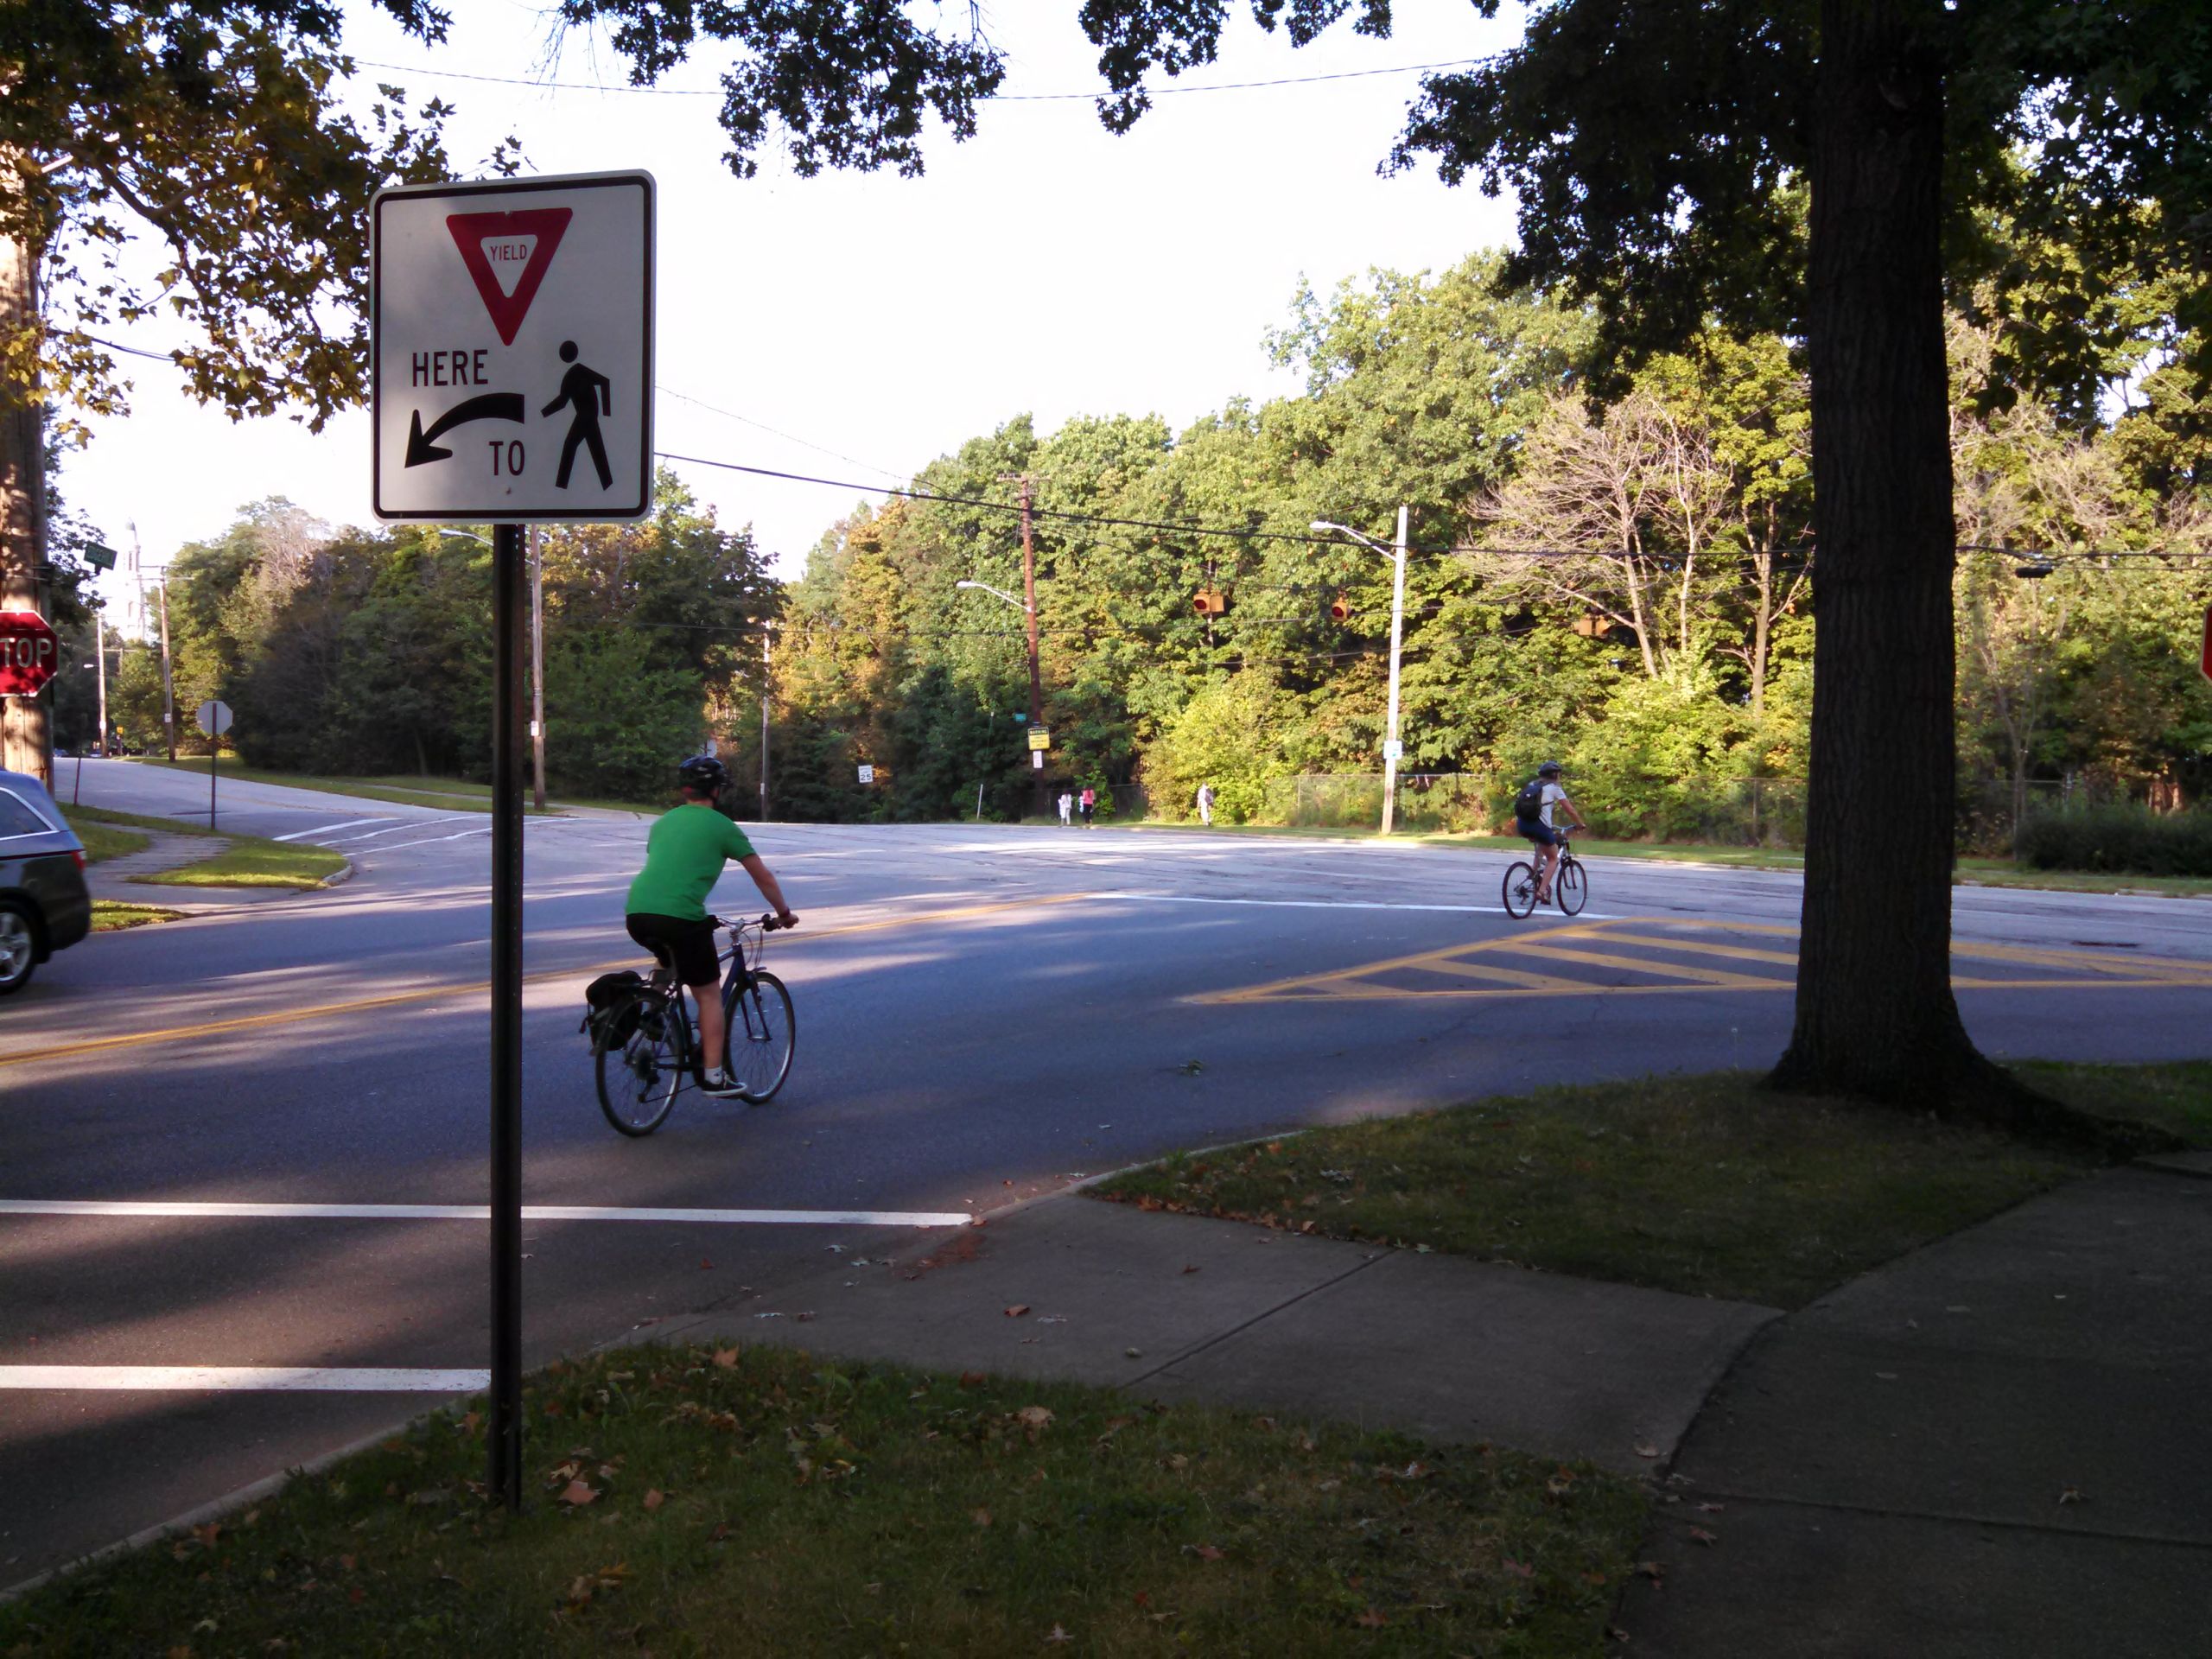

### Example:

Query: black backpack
xmin=581 ymin=969 xmax=646 ymax=1046
xmin=1513 ymin=777 xmax=1547 ymax=822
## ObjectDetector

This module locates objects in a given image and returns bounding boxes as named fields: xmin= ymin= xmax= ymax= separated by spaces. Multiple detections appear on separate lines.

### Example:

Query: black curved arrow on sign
xmin=405 ymin=392 xmax=525 ymax=467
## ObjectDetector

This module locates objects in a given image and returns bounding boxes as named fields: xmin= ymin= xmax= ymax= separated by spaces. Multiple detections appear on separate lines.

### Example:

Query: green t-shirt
xmin=625 ymin=804 xmax=757 ymax=922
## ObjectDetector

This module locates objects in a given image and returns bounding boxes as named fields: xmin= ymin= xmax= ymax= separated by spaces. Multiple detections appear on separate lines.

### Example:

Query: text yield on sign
xmin=371 ymin=171 xmax=654 ymax=522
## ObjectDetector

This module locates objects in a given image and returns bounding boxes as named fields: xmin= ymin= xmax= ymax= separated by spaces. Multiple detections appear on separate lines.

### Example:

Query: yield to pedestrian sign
xmin=371 ymin=171 xmax=654 ymax=521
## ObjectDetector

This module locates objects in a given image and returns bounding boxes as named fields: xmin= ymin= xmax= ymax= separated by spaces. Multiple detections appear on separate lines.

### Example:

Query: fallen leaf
xmin=1187 ymin=1543 xmax=1224 ymax=1561
xmin=556 ymin=1480 xmax=599 ymax=1507
xmin=1356 ymin=1608 xmax=1388 ymax=1629
xmin=1503 ymin=1559 xmax=1535 ymax=1578
xmin=2059 ymin=1485 xmax=2085 ymax=1505
xmin=461 ymin=1412 xmax=481 ymax=1435
xmin=1688 ymin=1527 xmax=1718 ymax=1547
xmin=959 ymin=1371 xmax=988 ymax=1388
xmin=1004 ymin=1305 xmax=1032 ymax=1319
xmin=1044 ymin=1626 xmax=1073 ymax=1645
xmin=1634 ymin=1443 xmax=1662 ymax=1459
xmin=1181 ymin=1264 xmax=1200 ymax=1274
xmin=1635 ymin=1561 xmax=1665 ymax=1582
xmin=1016 ymin=1406 xmax=1054 ymax=1432
xmin=1696 ymin=1502 xmax=1726 ymax=1514
xmin=713 ymin=1349 xmax=739 ymax=1370
xmin=642 ymin=1490 xmax=665 ymax=1512
xmin=972 ymin=1508 xmax=994 ymax=1528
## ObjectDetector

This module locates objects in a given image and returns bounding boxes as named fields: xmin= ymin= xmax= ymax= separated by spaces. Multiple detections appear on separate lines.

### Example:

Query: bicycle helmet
xmin=1537 ymin=760 xmax=1562 ymax=778
xmin=677 ymin=753 xmax=730 ymax=797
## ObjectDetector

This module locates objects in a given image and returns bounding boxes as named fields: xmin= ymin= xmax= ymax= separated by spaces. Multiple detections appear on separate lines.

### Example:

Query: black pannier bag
xmin=582 ymin=969 xmax=646 ymax=1046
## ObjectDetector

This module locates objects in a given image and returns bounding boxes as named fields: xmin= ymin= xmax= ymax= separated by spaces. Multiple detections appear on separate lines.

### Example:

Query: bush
xmin=2017 ymin=805 xmax=2212 ymax=876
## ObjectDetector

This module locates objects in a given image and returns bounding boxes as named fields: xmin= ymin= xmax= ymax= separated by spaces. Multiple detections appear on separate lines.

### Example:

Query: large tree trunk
xmin=1770 ymin=0 xmax=1993 ymax=1103
xmin=2 ymin=219 xmax=51 ymax=788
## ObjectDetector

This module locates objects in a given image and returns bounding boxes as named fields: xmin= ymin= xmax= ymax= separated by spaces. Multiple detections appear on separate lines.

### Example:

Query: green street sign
xmin=85 ymin=543 xmax=118 ymax=571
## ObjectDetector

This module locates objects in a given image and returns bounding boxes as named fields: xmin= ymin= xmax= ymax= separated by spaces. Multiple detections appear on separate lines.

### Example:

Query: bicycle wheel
xmin=596 ymin=994 xmax=686 ymax=1136
xmin=1554 ymin=857 xmax=1587 ymax=915
xmin=723 ymin=969 xmax=796 ymax=1103
xmin=1502 ymin=861 xmax=1540 ymax=919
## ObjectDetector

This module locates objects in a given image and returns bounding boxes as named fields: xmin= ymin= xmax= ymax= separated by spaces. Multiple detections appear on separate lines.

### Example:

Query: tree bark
xmin=1770 ymin=0 xmax=1993 ymax=1102
xmin=1 ymin=216 xmax=52 ymax=787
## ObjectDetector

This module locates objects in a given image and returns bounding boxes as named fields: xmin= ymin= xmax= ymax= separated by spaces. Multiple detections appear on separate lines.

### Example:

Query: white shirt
xmin=1538 ymin=781 xmax=1567 ymax=829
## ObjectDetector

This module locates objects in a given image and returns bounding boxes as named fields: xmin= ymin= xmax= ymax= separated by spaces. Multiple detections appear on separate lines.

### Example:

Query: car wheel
xmin=0 ymin=900 xmax=38 ymax=995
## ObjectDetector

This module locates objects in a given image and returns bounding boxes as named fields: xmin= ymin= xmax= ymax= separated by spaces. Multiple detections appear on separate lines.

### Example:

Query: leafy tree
xmin=1379 ymin=1 xmax=2212 ymax=1128
xmin=3 ymin=1 xmax=462 ymax=780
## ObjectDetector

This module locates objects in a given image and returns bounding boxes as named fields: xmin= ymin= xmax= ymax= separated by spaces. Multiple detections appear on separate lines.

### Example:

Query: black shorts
xmin=626 ymin=912 xmax=719 ymax=986
xmin=1516 ymin=818 xmax=1563 ymax=848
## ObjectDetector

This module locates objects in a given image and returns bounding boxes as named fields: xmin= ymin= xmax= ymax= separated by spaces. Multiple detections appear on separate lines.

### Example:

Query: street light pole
xmin=759 ymin=621 xmax=772 ymax=822
xmin=156 ymin=574 xmax=176 ymax=762
xmin=1312 ymin=511 xmax=1411 ymax=836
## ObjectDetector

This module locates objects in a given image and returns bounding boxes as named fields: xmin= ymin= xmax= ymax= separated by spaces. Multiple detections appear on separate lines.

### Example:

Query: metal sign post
xmin=196 ymin=700 xmax=232 ymax=830
xmin=371 ymin=168 xmax=655 ymax=1511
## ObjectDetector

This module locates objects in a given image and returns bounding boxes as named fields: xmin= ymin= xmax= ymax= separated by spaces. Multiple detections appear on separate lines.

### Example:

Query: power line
xmin=346 ymin=54 xmax=1491 ymax=104
xmin=656 ymin=450 xmax=1401 ymax=551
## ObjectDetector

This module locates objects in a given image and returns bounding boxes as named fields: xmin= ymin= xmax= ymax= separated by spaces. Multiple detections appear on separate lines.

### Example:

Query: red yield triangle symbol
xmin=446 ymin=207 xmax=573 ymax=346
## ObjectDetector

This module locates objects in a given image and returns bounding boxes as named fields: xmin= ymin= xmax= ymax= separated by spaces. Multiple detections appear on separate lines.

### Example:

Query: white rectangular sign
xmin=371 ymin=171 xmax=655 ymax=521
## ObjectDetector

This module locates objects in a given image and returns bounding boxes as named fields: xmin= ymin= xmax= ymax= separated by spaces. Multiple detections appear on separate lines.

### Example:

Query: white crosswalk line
xmin=0 ymin=1367 xmax=487 ymax=1392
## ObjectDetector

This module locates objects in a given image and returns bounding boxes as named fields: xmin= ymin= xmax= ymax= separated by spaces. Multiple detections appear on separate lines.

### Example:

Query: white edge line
xmin=0 ymin=1367 xmax=488 ymax=1392
xmin=0 ymin=1199 xmax=975 ymax=1227
xmin=272 ymin=817 xmax=386 ymax=842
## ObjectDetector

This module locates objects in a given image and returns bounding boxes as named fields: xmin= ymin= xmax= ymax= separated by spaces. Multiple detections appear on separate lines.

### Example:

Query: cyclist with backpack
xmin=626 ymin=754 xmax=798 ymax=1097
xmin=1512 ymin=761 xmax=1586 ymax=905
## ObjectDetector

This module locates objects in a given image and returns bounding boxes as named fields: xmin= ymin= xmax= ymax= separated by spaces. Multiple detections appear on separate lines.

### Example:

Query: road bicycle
xmin=1502 ymin=831 xmax=1587 ymax=919
xmin=594 ymin=914 xmax=798 ymax=1136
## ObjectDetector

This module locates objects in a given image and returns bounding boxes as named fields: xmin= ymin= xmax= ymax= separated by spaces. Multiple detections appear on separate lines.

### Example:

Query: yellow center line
xmin=0 ymin=893 xmax=1085 ymax=1071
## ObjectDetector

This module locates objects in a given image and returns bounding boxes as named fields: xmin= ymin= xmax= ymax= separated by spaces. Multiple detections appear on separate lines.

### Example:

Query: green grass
xmin=130 ymin=837 xmax=347 ymax=889
xmin=62 ymin=812 xmax=150 ymax=863
xmin=65 ymin=803 xmax=346 ymax=888
xmin=90 ymin=901 xmax=183 ymax=931
xmin=1090 ymin=1066 xmax=2209 ymax=1311
xmin=1952 ymin=859 xmax=2212 ymax=897
xmin=0 ymin=1345 xmax=1648 ymax=1658
xmin=2019 ymin=1060 xmax=2212 ymax=1144
xmin=120 ymin=757 xmax=558 ymax=816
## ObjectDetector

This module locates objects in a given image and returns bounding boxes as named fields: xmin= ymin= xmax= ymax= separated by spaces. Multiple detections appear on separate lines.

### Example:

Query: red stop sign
xmin=0 ymin=610 xmax=60 ymax=698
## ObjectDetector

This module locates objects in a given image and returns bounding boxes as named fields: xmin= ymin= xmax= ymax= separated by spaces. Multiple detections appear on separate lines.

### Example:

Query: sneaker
xmin=700 ymin=1068 xmax=747 ymax=1098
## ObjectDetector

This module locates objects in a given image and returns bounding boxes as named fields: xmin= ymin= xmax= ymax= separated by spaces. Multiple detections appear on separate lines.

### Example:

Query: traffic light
xmin=1192 ymin=588 xmax=1228 ymax=615
xmin=1329 ymin=592 xmax=1351 ymax=620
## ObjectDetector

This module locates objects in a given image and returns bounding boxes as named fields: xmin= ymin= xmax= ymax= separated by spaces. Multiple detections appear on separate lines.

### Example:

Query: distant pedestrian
xmin=1197 ymin=782 xmax=1215 ymax=826
xmin=1057 ymin=790 xmax=1073 ymax=827
xmin=1079 ymin=785 xmax=1096 ymax=826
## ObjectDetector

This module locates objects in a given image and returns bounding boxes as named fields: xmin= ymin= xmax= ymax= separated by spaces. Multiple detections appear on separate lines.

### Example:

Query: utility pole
xmin=1381 ymin=504 xmax=1408 ymax=836
xmin=528 ymin=526 xmax=546 ymax=811
xmin=758 ymin=622 xmax=772 ymax=821
xmin=156 ymin=571 xmax=176 ymax=762
xmin=93 ymin=602 xmax=107 ymax=758
xmin=1000 ymin=471 xmax=1046 ymax=818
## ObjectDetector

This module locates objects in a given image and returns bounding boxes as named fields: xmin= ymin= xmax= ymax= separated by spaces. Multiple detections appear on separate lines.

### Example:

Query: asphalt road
xmin=4 ymin=766 xmax=2209 ymax=1584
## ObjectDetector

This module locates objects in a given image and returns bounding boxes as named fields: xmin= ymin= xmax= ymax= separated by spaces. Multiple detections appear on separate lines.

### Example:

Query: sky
xmin=61 ymin=1 xmax=1526 ymax=610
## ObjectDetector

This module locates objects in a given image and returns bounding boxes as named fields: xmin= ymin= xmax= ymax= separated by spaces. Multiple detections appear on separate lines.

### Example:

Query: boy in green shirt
xmin=626 ymin=754 xmax=798 ymax=1096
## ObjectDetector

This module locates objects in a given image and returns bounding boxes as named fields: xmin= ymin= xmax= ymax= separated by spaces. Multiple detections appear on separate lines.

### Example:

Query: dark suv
xmin=0 ymin=767 xmax=92 ymax=995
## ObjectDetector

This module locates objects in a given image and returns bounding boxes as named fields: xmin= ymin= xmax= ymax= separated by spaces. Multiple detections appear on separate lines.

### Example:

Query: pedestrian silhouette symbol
xmin=541 ymin=340 xmax=612 ymax=490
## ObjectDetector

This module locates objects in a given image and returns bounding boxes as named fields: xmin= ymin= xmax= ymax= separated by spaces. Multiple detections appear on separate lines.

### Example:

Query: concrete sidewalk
xmin=657 ymin=1164 xmax=2212 ymax=1656
xmin=661 ymin=1196 xmax=1777 ymax=1473
xmin=1618 ymin=1154 xmax=2212 ymax=1657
